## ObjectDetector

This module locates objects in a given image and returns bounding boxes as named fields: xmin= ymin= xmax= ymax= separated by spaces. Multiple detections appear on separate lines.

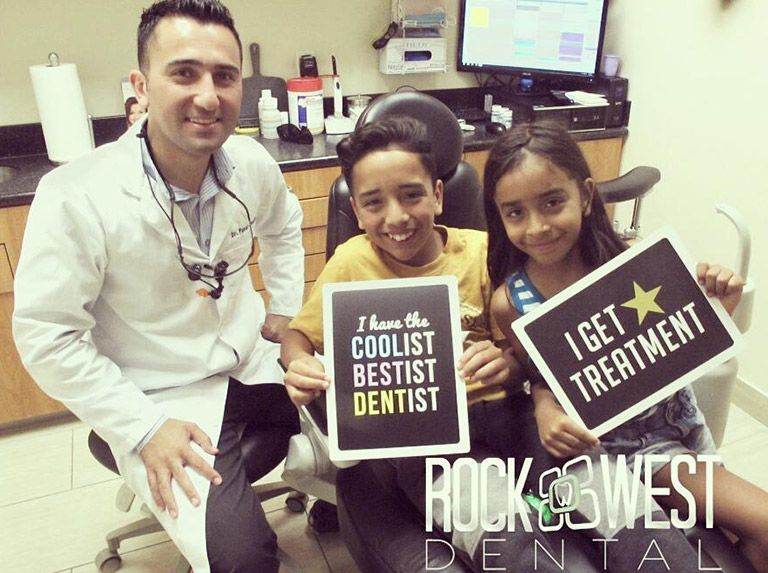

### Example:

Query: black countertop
xmin=0 ymin=125 xmax=626 ymax=209
xmin=0 ymin=155 xmax=58 ymax=208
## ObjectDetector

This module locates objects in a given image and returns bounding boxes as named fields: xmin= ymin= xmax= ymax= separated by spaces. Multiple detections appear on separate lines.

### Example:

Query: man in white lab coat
xmin=12 ymin=1 xmax=304 ymax=571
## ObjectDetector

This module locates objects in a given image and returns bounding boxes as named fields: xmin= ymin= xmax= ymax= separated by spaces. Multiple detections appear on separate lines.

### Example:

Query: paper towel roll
xmin=29 ymin=62 xmax=93 ymax=163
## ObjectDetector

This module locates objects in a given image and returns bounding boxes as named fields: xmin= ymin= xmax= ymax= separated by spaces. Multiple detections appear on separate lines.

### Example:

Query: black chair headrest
xmin=356 ymin=91 xmax=463 ymax=179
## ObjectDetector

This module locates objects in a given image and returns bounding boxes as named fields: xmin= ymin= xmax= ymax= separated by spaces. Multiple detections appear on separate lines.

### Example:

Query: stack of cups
xmin=346 ymin=95 xmax=372 ymax=124
xmin=491 ymin=105 xmax=513 ymax=129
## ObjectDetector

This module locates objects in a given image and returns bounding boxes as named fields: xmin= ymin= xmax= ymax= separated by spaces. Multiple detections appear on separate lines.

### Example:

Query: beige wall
xmin=604 ymin=0 xmax=768 ymax=393
xmin=0 ymin=0 xmax=474 ymax=126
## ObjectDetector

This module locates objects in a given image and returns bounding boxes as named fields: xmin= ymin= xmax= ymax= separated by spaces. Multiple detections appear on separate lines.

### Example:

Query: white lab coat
xmin=12 ymin=120 xmax=305 ymax=571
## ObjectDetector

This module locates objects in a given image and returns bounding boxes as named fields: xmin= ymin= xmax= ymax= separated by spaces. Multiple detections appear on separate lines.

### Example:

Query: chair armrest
xmin=300 ymin=396 xmax=359 ymax=470
xmin=596 ymin=166 xmax=661 ymax=203
xmin=281 ymin=392 xmax=360 ymax=504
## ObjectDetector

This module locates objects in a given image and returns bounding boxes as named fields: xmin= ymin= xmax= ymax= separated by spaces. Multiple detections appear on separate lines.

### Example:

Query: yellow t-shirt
xmin=290 ymin=226 xmax=508 ymax=404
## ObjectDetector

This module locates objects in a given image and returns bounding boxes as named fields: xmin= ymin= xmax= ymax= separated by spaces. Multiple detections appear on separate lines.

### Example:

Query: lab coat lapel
xmin=209 ymin=177 xmax=250 ymax=260
xmin=136 ymin=172 xmax=206 ymax=263
xmin=138 ymin=181 xmax=205 ymax=263
xmin=122 ymin=118 xmax=205 ymax=260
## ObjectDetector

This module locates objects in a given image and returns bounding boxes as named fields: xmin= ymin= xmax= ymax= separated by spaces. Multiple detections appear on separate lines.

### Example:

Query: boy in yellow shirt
xmin=281 ymin=116 xmax=560 ymax=570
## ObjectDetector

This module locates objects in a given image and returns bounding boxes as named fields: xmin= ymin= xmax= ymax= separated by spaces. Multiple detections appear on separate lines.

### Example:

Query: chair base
xmin=95 ymin=479 xmax=308 ymax=573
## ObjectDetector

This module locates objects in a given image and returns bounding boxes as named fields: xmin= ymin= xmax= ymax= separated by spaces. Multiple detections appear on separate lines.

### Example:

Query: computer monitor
xmin=457 ymin=0 xmax=610 ymax=92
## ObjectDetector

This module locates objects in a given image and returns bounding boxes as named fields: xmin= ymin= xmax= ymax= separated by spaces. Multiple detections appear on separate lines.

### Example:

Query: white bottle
xmin=257 ymin=89 xmax=272 ymax=126
xmin=260 ymin=95 xmax=281 ymax=139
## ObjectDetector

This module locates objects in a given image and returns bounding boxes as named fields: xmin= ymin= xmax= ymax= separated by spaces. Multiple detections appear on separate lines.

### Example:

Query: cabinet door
xmin=0 ymin=292 xmax=67 ymax=425
xmin=464 ymin=137 xmax=625 ymax=216
xmin=283 ymin=166 xmax=341 ymax=201
xmin=465 ymin=138 xmax=624 ymax=183
xmin=576 ymin=138 xmax=624 ymax=182
xmin=249 ymin=166 xmax=340 ymax=301
xmin=0 ymin=243 xmax=12 ymax=295
xmin=0 ymin=206 xmax=68 ymax=425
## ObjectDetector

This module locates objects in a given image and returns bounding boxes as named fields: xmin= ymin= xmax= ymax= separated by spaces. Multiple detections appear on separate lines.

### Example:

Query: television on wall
xmin=457 ymin=0 xmax=610 ymax=91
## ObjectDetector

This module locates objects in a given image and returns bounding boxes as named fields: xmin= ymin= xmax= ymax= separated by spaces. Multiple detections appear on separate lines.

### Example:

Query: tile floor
xmin=1 ymin=405 xmax=767 ymax=573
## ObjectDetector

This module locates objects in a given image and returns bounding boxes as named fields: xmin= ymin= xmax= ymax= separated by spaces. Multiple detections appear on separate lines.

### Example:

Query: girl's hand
xmin=284 ymin=356 xmax=330 ymax=406
xmin=696 ymin=263 xmax=744 ymax=316
xmin=457 ymin=340 xmax=513 ymax=387
xmin=534 ymin=396 xmax=599 ymax=458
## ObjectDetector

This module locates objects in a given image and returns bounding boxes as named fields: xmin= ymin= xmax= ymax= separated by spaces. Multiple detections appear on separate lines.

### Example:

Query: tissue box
xmin=379 ymin=38 xmax=447 ymax=74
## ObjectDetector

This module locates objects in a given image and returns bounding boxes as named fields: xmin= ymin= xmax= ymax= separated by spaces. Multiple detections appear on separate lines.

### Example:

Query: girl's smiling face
xmin=494 ymin=151 xmax=594 ymax=269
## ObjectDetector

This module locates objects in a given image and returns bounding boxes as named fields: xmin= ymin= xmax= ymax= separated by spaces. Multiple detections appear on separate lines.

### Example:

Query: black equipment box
xmin=492 ymin=93 xmax=611 ymax=132
xmin=595 ymin=75 xmax=629 ymax=103
xmin=489 ymin=73 xmax=631 ymax=131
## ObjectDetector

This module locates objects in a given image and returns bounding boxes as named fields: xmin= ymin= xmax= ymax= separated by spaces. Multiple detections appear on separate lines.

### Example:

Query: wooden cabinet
xmin=0 ymin=136 xmax=622 ymax=427
xmin=0 ymin=166 xmax=344 ymax=428
xmin=464 ymin=137 xmax=624 ymax=183
xmin=464 ymin=137 xmax=624 ymax=219
xmin=0 ymin=205 xmax=67 ymax=425
xmin=247 ymin=165 xmax=341 ymax=304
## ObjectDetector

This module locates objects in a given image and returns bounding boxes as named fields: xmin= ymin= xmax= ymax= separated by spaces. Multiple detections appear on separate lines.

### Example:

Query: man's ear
xmin=582 ymin=177 xmax=595 ymax=216
xmin=433 ymin=179 xmax=444 ymax=217
xmin=349 ymin=195 xmax=365 ymax=231
xmin=129 ymin=69 xmax=149 ymax=108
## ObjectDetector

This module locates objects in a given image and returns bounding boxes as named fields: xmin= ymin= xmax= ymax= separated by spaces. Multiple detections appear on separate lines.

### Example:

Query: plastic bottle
xmin=257 ymin=88 xmax=272 ymax=127
xmin=287 ymin=77 xmax=324 ymax=135
xmin=259 ymin=95 xmax=281 ymax=139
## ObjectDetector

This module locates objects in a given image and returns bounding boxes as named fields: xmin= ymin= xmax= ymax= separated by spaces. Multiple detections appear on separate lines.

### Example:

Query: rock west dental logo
xmin=549 ymin=474 xmax=581 ymax=514
xmin=425 ymin=453 xmax=719 ymax=534
xmin=539 ymin=456 xmax=600 ymax=531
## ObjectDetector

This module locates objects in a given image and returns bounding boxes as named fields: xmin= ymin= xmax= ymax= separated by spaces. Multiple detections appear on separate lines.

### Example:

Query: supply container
xmin=257 ymin=88 xmax=271 ymax=124
xmin=490 ymin=104 xmax=504 ymax=124
xmin=500 ymin=109 xmax=513 ymax=129
xmin=259 ymin=93 xmax=281 ymax=139
xmin=287 ymin=77 xmax=324 ymax=135
xmin=345 ymin=94 xmax=371 ymax=124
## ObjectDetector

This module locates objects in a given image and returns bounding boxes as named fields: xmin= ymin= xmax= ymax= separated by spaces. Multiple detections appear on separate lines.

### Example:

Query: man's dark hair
xmin=137 ymin=0 xmax=242 ymax=70
xmin=336 ymin=116 xmax=437 ymax=193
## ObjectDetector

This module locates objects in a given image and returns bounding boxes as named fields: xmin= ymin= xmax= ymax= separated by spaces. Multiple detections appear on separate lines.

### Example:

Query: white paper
xmin=29 ymin=62 xmax=93 ymax=163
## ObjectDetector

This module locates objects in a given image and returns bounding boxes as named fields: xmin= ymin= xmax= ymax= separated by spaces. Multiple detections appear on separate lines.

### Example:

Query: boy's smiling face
xmin=350 ymin=146 xmax=444 ymax=267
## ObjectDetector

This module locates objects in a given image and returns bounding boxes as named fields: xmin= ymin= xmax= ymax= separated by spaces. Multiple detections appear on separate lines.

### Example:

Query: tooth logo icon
xmin=549 ymin=474 xmax=580 ymax=514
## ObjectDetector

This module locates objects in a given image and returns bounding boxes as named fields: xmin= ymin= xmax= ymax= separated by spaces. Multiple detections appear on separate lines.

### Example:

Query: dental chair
xmin=599 ymin=172 xmax=756 ymax=448
xmin=280 ymin=89 xmax=487 ymax=536
xmin=691 ymin=204 xmax=755 ymax=446
xmin=281 ymin=90 xmax=756 ymax=572
xmin=323 ymin=89 xmax=484 ymax=258
xmin=87 ymin=384 xmax=306 ymax=573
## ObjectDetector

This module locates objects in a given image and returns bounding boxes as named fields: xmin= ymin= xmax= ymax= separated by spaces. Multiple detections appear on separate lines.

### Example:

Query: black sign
xmin=513 ymin=230 xmax=741 ymax=436
xmin=323 ymin=276 xmax=470 ymax=461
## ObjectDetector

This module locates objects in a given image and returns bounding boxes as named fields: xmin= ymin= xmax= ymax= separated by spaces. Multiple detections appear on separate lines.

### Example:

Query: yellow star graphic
xmin=621 ymin=281 xmax=665 ymax=325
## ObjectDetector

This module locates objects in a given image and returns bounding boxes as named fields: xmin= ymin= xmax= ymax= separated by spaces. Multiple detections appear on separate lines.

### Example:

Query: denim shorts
xmin=599 ymin=386 xmax=719 ymax=475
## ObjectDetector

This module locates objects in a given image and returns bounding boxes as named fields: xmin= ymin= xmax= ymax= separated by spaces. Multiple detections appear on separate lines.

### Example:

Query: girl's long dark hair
xmin=483 ymin=121 xmax=627 ymax=288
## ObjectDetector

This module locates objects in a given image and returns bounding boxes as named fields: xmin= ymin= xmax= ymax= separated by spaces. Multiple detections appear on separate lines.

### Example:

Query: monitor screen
xmin=457 ymin=0 xmax=609 ymax=80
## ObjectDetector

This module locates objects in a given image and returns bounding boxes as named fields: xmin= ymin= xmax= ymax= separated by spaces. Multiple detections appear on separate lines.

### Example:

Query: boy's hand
xmin=457 ymin=340 xmax=513 ymax=387
xmin=534 ymin=397 xmax=599 ymax=458
xmin=284 ymin=356 xmax=330 ymax=406
xmin=696 ymin=263 xmax=744 ymax=316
